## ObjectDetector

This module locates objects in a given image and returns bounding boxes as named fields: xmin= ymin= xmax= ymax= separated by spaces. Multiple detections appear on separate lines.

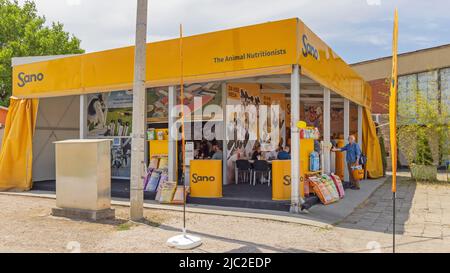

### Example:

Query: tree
xmin=0 ymin=0 xmax=84 ymax=106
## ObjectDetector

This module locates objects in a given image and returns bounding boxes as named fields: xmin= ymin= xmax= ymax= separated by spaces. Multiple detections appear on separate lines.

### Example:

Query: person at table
xmin=251 ymin=144 xmax=262 ymax=160
xmin=277 ymin=146 xmax=291 ymax=160
xmin=198 ymin=140 xmax=210 ymax=159
xmin=211 ymin=142 xmax=223 ymax=160
xmin=331 ymin=135 xmax=362 ymax=190
xmin=264 ymin=149 xmax=278 ymax=160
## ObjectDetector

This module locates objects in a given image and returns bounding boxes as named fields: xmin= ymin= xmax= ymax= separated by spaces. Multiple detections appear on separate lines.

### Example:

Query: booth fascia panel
xmin=12 ymin=18 xmax=299 ymax=99
xmin=12 ymin=17 xmax=371 ymax=108
xmin=12 ymin=65 xmax=293 ymax=99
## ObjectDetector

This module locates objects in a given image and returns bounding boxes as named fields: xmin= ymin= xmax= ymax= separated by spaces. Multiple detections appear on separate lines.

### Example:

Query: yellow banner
xmin=390 ymin=9 xmax=399 ymax=193
xmin=13 ymin=19 xmax=298 ymax=98
xmin=12 ymin=18 xmax=371 ymax=109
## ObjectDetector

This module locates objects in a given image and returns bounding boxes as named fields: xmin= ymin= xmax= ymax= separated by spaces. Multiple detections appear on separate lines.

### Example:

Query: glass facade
xmin=440 ymin=68 xmax=450 ymax=120
xmin=397 ymin=67 xmax=450 ymax=166
xmin=398 ymin=67 xmax=450 ymax=120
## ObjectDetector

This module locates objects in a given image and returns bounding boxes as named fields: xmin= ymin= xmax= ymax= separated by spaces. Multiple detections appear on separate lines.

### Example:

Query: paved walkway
xmin=6 ymin=177 xmax=387 ymax=228
xmin=1 ymin=176 xmax=449 ymax=253
xmin=339 ymin=178 xmax=450 ymax=240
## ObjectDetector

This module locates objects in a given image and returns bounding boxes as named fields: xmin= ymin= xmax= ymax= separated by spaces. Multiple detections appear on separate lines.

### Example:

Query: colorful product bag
xmin=321 ymin=174 xmax=340 ymax=201
xmin=159 ymin=181 xmax=178 ymax=204
xmin=330 ymin=173 xmax=345 ymax=199
xmin=309 ymin=176 xmax=335 ymax=205
xmin=145 ymin=170 xmax=162 ymax=192
xmin=149 ymin=156 xmax=160 ymax=169
xmin=143 ymin=167 xmax=155 ymax=190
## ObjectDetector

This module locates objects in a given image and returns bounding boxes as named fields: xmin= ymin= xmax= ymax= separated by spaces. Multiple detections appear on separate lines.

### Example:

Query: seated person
xmin=277 ymin=146 xmax=291 ymax=160
xmin=251 ymin=145 xmax=262 ymax=160
xmin=211 ymin=143 xmax=223 ymax=160
xmin=264 ymin=149 xmax=278 ymax=160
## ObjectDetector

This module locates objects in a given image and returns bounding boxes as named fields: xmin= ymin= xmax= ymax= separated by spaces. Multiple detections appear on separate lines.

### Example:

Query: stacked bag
xmin=307 ymin=173 xmax=345 ymax=205
xmin=143 ymin=167 xmax=169 ymax=193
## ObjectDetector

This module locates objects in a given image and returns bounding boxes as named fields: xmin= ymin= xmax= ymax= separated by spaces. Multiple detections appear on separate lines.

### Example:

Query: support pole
xmin=222 ymin=83 xmax=228 ymax=186
xmin=323 ymin=88 xmax=331 ymax=174
xmin=393 ymin=191 xmax=396 ymax=253
xmin=130 ymin=0 xmax=148 ymax=221
xmin=343 ymin=98 xmax=350 ymax=182
xmin=79 ymin=95 xmax=87 ymax=139
xmin=290 ymin=64 xmax=301 ymax=213
xmin=168 ymin=86 xmax=177 ymax=182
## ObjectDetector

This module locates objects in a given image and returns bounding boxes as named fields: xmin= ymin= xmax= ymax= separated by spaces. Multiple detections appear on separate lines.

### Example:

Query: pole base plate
xmin=167 ymin=234 xmax=202 ymax=250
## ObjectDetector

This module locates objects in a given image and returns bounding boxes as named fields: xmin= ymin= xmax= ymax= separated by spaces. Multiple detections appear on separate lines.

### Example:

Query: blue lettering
xmin=17 ymin=72 xmax=44 ymax=87
xmin=302 ymin=34 xmax=319 ymax=60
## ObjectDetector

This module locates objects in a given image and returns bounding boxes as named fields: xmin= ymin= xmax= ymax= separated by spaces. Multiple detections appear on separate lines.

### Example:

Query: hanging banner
xmin=390 ymin=10 xmax=399 ymax=192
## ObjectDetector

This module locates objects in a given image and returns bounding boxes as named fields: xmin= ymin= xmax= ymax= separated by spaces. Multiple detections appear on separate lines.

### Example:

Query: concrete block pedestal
xmin=52 ymin=208 xmax=115 ymax=221
xmin=53 ymin=139 xmax=114 ymax=222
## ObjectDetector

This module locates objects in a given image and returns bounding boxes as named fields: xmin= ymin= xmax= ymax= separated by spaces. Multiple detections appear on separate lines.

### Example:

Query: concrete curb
xmin=0 ymin=191 xmax=332 ymax=229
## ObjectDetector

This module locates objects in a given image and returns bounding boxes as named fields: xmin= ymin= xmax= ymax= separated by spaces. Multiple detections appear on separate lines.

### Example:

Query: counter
xmin=189 ymin=160 xmax=223 ymax=198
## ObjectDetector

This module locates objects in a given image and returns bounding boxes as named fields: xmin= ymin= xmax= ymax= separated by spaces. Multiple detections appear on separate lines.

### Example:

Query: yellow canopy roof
xmin=12 ymin=18 xmax=372 ymax=108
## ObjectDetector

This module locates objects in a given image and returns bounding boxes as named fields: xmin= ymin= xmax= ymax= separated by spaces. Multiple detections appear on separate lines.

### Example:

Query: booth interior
xmin=32 ymin=73 xmax=362 ymax=212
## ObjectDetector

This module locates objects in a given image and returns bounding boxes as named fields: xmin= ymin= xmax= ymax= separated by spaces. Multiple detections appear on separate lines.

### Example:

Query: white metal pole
xmin=168 ymin=86 xmax=177 ymax=182
xmin=79 ymin=95 xmax=87 ymax=139
xmin=323 ymin=88 xmax=331 ymax=174
xmin=343 ymin=98 xmax=350 ymax=182
xmin=130 ymin=0 xmax=148 ymax=221
xmin=290 ymin=64 xmax=301 ymax=213
xmin=222 ymin=83 xmax=228 ymax=185
xmin=358 ymin=105 xmax=363 ymax=148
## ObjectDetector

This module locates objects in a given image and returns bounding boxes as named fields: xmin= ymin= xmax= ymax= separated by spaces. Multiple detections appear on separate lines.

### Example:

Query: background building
xmin=352 ymin=44 xmax=450 ymax=168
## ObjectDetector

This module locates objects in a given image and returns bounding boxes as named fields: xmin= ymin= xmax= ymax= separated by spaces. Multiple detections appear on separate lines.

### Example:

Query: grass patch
xmin=116 ymin=222 xmax=135 ymax=231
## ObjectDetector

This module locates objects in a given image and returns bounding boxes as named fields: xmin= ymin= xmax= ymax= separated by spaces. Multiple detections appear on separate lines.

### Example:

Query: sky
xmin=21 ymin=0 xmax=450 ymax=64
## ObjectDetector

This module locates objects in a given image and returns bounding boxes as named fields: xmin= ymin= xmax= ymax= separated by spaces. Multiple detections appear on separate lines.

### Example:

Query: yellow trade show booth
xmin=0 ymin=18 xmax=383 ymax=212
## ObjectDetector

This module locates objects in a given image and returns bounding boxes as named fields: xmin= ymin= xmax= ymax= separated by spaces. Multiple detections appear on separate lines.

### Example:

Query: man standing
xmin=332 ymin=135 xmax=362 ymax=190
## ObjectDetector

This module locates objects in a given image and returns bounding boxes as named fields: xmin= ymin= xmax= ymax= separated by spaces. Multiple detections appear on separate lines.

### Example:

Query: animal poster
xmin=147 ymin=83 xmax=223 ymax=123
xmin=111 ymin=138 xmax=132 ymax=178
xmin=87 ymin=91 xmax=133 ymax=137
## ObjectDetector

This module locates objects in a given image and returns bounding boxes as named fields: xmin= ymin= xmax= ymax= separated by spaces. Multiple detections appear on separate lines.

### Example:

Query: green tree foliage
xmin=0 ymin=0 xmax=84 ymax=106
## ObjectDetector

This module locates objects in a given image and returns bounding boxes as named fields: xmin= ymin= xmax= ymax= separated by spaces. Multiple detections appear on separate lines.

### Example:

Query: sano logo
xmin=17 ymin=72 xmax=44 ymax=87
xmin=302 ymin=34 xmax=320 ymax=60
xmin=192 ymin=173 xmax=216 ymax=183
xmin=282 ymin=175 xmax=304 ymax=186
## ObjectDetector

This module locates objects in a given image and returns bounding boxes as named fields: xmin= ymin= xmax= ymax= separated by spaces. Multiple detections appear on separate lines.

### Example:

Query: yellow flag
xmin=389 ymin=9 xmax=399 ymax=193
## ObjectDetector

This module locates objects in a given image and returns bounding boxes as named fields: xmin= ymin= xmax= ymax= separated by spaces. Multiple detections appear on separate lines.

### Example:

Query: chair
xmin=252 ymin=160 xmax=271 ymax=186
xmin=235 ymin=160 xmax=253 ymax=185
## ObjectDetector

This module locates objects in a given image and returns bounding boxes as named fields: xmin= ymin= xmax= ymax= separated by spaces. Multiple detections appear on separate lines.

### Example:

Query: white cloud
xmin=66 ymin=0 xmax=81 ymax=6
xmin=366 ymin=0 xmax=381 ymax=6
